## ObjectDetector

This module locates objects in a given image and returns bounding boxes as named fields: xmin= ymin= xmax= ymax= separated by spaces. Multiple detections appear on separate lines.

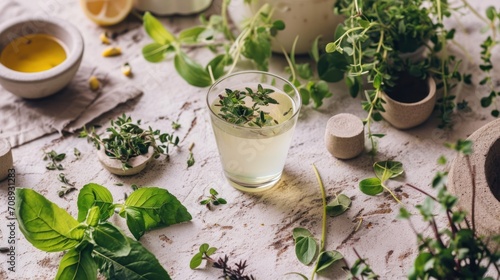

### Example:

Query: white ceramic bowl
xmin=134 ymin=0 xmax=213 ymax=15
xmin=0 ymin=17 xmax=84 ymax=99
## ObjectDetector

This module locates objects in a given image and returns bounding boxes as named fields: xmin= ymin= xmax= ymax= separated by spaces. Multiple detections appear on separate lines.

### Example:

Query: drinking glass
xmin=207 ymin=71 xmax=301 ymax=192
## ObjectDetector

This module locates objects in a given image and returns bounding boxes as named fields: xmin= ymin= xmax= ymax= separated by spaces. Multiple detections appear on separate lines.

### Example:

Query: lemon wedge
xmin=80 ymin=0 xmax=133 ymax=26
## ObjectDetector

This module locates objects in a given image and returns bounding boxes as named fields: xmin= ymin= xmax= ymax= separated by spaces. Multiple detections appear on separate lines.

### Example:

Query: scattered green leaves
xmin=200 ymin=188 xmax=227 ymax=210
xmin=81 ymin=114 xmax=179 ymax=170
xmin=326 ymin=194 xmax=352 ymax=217
xmin=43 ymin=150 xmax=66 ymax=170
xmin=359 ymin=161 xmax=404 ymax=204
xmin=216 ymin=84 xmax=284 ymax=127
xmin=190 ymin=243 xmax=217 ymax=269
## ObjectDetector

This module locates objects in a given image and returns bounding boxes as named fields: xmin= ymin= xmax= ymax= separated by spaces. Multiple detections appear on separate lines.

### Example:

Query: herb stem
xmin=311 ymin=164 xmax=327 ymax=280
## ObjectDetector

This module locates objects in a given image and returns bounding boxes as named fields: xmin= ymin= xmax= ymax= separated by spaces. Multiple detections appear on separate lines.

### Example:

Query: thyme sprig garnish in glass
xmin=216 ymin=84 xmax=282 ymax=127
xmin=80 ymin=114 xmax=179 ymax=170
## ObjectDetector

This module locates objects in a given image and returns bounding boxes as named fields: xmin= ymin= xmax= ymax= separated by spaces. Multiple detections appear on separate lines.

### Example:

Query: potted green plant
xmin=319 ymin=0 xmax=469 ymax=152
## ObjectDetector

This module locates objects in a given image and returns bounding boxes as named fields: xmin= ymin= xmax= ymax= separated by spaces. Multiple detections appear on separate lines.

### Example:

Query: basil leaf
xmin=77 ymin=183 xmax=114 ymax=223
xmin=359 ymin=178 xmax=384 ymax=196
xmin=93 ymin=236 xmax=171 ymax=280
xmin=179 ymin=26 xmax=206 ymax=44
xmin=125 ymin=208 xmax=146 ymax=241
xmin=174 ymin=52 xmax=212 ymax=87
xmin=143 ymin=12 xmax=176 ymax=45
xmin=326 ymin=194 xmax=352 ymax=217
xmin=295 ymin=236 xmax=317 ymax=265
xmin=92 ymin=223 xmax=131 ymax=257
xmin=16 ymin=188 xmax=83 ymax=252
xmin=85 ymin=206 xmax=100 ymax=227
xmin=55 ymin=244 xmax=97 ymax=280
xmin=124 ymin=187 xmax=192 ymax=239
xmin=373 ymin=161 xmax=404 ymax=182
xmin=315 ymin=250 xmax=343 ymax=273
xmin=142 ymin=43 xmax=170 ymax=63
xmin=207 ymin=54 xmax=229 ymax=81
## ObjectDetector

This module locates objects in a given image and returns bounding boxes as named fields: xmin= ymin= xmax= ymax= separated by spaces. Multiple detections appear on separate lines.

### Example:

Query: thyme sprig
xmin=43 ymin=150 xmax=66 ymax=170
xmin=80 ymin=114 xmax=179 ymax=170
xmin=216 ymin=84 xmax=280 ymax=127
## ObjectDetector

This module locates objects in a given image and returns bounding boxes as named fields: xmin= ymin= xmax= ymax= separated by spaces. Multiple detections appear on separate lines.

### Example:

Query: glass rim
xmin=206 ymin=70 xmax=301 ymax=131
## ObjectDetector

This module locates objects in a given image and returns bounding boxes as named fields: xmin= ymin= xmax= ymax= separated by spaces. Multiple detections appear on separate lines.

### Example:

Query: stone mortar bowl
xmin=0 ymin=17 xmax=83 ymax=99
xmin=448 ymin=118 xmax=500 ymax=240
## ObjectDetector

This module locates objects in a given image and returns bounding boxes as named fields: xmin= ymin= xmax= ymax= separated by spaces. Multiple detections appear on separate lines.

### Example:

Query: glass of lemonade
xmin=207 ymin=71 xmax=301 ymax=192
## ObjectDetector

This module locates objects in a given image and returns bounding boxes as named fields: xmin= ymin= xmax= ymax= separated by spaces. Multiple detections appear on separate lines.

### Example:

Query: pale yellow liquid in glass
xmin=0 ymin=34 xmax=67 ymax=73
xmin=211 ymin=85 xmax=296 ymax=187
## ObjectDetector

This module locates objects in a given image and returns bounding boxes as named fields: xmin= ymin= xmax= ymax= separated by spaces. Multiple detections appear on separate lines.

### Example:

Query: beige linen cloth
xmin=0 ymin=1 xmax=143 ymax=147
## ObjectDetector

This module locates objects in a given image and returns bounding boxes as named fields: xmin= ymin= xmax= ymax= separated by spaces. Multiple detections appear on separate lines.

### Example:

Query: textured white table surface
xmin=0 ymin=0 xmax=498 ymax=279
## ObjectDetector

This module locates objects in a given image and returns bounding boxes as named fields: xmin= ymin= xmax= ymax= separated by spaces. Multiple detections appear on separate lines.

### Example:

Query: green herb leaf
xmin=397 ymin=207 xmax=412 ymax=219
xmin=373 ymin=161 xmax=404 ymax=182
xmin=359 ymin=178 xmax=384 ymax=196
xmin=179 ymin=26 xmax=207 ymax=44
xmin=285 ymin=272 xmax=308 ymax=280
xmin=55 ymin=245 xmax=97 ymax=280
xmin=315 ymin=250 xmax=343 ymax=273
xmin=295 ymin=236 xmax=317 ymax=265
xmin=77 ymin=183 xmax=114 ymax=223
xmin=93 ymin=222 xmax=131 ymax=257
xmin=143 ymin=12 xmax=176 ymax=45
xmin=93 ymin=236 xmax=171 ymax=280
xmin=85 ymin=206 xmax=100 ymax=227
xmin=292 ymin=227 xmax=314 ymax=240
xmin=317 ymin=52 xmax=348 ymax=82
xmin=142 ymin=43 xmax=169 ymax=63
xmin=124 ymin=187 xmax=192 ymax=239
xmin=190 ymin=252 xmax=203 ymax=269
xmin=174 ymin=52 xmax=212 ymax=87
xmin=124 ymin=208 xmax=146 ymax=241
xmin=326 ymin=194 xmax=352 ymax=217
xmin=16 ymin=188 xmax=83 ymax=252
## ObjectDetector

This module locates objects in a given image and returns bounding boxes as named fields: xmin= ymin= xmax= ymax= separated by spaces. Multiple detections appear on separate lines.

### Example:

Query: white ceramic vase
xmin=229 ymin=0 xmax=344 ymax=54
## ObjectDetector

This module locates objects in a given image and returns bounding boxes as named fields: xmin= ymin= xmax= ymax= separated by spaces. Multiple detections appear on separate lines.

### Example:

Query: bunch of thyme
xmin=216 ymin=84 xmax=282 ymax=127
xmin=80 ymin=114 xmax=179 ymax=170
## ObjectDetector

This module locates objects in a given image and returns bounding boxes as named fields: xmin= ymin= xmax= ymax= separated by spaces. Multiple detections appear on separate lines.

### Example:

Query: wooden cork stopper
xmin=324 ymin=113 xmax=364 ymax=159
xmin=0 ymin=138 xmax=13 ymax=181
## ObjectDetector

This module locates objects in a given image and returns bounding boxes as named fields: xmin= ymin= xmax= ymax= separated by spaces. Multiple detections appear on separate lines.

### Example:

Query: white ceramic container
xmin=229 ymin=0 xmax=343 ymax=54
xmin=0 ymin=17 xmax=84 ymax=99
xmin=97 ymin=146 xmax=155 ymax=176
xmin=134 ymin=0 xmax=213 ymax=15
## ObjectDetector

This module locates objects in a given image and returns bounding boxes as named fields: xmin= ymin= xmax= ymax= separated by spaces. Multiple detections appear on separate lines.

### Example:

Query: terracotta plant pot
xmin=448 ymin=118 xmax=500 ymax=241
xmin=380 ymin=75 xmax=436 ymax=129
xmin=229 ymin=0 xmax=344 ymax=54
xmin=97 ymin=146 xmax=154 ymax=176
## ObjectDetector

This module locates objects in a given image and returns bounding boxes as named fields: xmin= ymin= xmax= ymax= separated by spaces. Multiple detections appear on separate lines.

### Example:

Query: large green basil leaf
xmin=124 ymin=187 xmax=192 ymax=239
xmin=124 ymin=208 xmax=146 ymax=241
xmin=174 ymin=52 xmax=212 ymax=87
xmin=93 ymin=236 xmax=171 ymax=280
xmin=77 ymin=183 xmax=114 ymax=223
xmin=92 ymin=223 xmax=131 ymax=257
xmin=55 ymin=244 xmax=97 ymax=280
xmin=143 ymin=12 xmax=176 ymax=45
xmin=15 ymin=188 xmax=83 ymax=252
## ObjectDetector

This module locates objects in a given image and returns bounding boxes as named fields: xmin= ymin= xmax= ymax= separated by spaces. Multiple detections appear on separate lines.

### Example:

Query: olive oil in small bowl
xmin=0 ymin=34 xmax=67 ymax=73
xmin=0 ymin=17 xmax=83 ymax=99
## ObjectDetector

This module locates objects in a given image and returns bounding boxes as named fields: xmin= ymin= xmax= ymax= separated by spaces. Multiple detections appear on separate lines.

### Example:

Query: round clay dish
xmin=97 ymin=146 xmax=154 ymax=176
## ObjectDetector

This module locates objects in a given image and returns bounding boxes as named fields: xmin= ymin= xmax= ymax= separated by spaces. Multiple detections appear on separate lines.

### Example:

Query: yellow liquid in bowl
xmin=0 ymin=34 xmax=67 ymax=73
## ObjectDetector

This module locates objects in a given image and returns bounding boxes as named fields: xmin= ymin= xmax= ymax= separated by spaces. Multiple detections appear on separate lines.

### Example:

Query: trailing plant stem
xmin=311 ymin=164 xmax=328 ymax=280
